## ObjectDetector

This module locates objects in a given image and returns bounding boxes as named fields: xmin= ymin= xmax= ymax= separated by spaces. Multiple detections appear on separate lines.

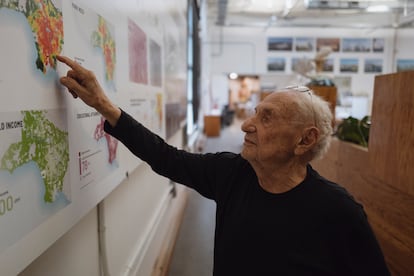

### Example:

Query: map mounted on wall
xmin=0 ymin=0 xmax=70 ymax=255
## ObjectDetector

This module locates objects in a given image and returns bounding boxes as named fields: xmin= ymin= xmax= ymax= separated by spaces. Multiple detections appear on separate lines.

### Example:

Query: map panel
xmin=128 ymin=18 xmax=148 ymax=84
xmin=0 ymin=0 xmax=65 ymax=112
xmin=70 ymin=1 xmax=117 ymax=92
xmin=0 ymin=0 xmax=69 ymax=256
xmin=0 ymin=109 xmax=70 ymax=252
xmin=65 ymin=2 xmax=120 ymax=189
xmin=127 ymin=92 xmax=163 ymax=136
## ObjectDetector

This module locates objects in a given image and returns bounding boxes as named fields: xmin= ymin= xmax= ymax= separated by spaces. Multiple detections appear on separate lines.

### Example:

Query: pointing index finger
xmin=57 ymin=55 xmax=87 ymax=73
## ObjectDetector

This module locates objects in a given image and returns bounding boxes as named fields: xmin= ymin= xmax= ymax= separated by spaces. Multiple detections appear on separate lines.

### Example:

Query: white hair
xmin=306 ymin=91 xmax=333 ymax=160
xmin=280 ymin=86 xmax=333 ymax=160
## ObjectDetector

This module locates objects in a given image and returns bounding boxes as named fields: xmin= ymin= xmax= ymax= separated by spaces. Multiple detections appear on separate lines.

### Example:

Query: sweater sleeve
xmin=103 ymin=109 xmax=237 ymax=200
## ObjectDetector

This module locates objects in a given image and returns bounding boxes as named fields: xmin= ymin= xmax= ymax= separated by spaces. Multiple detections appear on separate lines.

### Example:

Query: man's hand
xmin=57 ymin=55 xmax=121 ymax=127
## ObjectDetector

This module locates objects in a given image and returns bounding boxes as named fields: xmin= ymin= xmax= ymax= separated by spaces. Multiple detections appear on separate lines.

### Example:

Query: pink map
xmin=94 ymin=117 xmax=118 ymax=164
xmin=128 ymin=18 xmax=148 ymax=84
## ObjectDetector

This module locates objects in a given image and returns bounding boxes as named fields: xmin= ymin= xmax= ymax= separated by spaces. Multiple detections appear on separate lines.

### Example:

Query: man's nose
xmin=241 ymin=117 xmax=255 ymax=132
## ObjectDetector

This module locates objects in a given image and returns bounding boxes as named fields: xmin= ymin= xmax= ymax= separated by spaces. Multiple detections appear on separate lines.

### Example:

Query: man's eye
xmin=261 ymin=116 xmax=269 ymax=123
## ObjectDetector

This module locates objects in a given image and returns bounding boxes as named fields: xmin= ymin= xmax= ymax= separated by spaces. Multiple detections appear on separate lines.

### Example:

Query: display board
xmin=0 ymin=0 xmax=187 ymax=274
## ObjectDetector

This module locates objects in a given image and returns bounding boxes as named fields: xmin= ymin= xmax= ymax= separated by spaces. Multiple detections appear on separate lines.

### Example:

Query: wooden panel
xmin=369 ymin=71 xmax=414 ymax=196
xmin=313 ymin=139 xmax=414 ymax=275
xmin=311 ymin=72 xmax=414 ymax=275
xmin=204 ymin=115 xmax=221 ymax=137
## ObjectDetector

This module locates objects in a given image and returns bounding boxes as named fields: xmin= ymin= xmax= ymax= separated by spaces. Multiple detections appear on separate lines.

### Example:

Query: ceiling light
xmin=229 ymin=73 xmax=238 ymax=79
xmin=366 ymin=5 xmax=390 ymax=13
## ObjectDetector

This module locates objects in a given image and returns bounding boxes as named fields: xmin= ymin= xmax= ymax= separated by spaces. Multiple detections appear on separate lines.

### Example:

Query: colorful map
xmin=91 ymin=15 xmax=116 ymax=83
xmin=73 ymin=108 xmax=120 ymax=190
xmin=1 ymin=110 xmax=69 ymax=203
xmin=128 ymin=18 xmax=148 ymax=84
xmin=67 ymin=2 xmax=120 ymax=189
xmin=70 ymin=1 xmax=116 ymax=91
xmin=93 ymin=116 xmax=118 ymax=164
xmin=0 ymin=109 xmax=70 ymax=253
xmin=0 ymin=0 xmax=63 ymax=74
xmin=0 ymin=0 xmax=70 ymax=257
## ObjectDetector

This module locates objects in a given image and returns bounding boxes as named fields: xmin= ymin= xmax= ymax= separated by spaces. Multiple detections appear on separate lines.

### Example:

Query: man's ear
xmin=294 ymin=127 xmax=319 ymax=155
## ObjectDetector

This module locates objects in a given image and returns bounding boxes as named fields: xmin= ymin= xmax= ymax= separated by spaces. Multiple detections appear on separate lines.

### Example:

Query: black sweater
xmin=105 ymin=110 xmax=390 ymax=276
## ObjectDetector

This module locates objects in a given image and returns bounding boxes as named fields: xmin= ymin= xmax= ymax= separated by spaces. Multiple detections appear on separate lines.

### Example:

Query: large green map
xmin=1 ymin=111 xmax=69 ymax=203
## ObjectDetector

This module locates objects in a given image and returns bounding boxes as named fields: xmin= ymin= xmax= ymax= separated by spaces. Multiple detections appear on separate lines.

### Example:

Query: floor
xmin=167 ymin=118 xmax=244 ymax=276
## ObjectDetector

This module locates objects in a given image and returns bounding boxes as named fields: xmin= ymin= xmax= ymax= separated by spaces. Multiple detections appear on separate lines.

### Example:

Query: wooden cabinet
xmin=204 ymin=115 xmax=221 ymax=137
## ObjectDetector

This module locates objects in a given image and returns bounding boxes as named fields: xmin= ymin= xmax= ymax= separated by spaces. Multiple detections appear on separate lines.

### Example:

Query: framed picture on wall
xmin=364 ymin=58 xmax=383 ymax=73
xmin=268 ymin=37 xmax=293 ymax=51
xmin=290 ymin=58 xmax=300 ymax=72
xmin=340 ymin=58 xmax=359 ymax=73
xmin=295 ymin=37 xmax=314 ymax=52
xmin=322 ymin=58 xmax=334 ymax=72
xmin=396 ymin=59 xmax=414 ymax=72
xmin=316 ymin=37 xmax=340 ymax=52
xmin=291 ymin=57 xmax=314 ymax=74
xmin=267 ymin=57 xmax=286 ymax=71
xmin=373 ymin=38 xmax=385 ymax=52
xmin=149 ymin=39 xmax=162 ymax=87
xmin=342 ymin=38 xmax=371 ymax=52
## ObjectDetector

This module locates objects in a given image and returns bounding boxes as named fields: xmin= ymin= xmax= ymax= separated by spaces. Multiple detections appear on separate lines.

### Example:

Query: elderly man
xmin=57 ymin=56 xmax=390 ymax=276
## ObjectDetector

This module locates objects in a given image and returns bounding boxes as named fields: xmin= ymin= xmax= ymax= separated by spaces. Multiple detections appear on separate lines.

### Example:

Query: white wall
xmin=19 ymin=208 xmax=100 ymax=276
xmin=203 ymin=25 xmax=414 ymax=116
xmin=19 ymin=129 xmax=187 ymax=276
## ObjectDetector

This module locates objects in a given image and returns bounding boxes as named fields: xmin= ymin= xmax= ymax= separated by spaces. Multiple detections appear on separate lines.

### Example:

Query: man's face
xmin=240 ymin=92 xmax=304 ymax=166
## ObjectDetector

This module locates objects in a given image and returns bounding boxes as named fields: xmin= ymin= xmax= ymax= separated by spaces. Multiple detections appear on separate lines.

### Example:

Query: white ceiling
xmin=205 ymin=0 xmax=414 ymax=29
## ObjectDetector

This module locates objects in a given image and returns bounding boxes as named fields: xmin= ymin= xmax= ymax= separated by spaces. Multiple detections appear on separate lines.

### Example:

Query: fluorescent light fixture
xmin=366 ymin=5 xmax=390 ymax=13
xmin=229 ymin=73 xmax=238 ymax=79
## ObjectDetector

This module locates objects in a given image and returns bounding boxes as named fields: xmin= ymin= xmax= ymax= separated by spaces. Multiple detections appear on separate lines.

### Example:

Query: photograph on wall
xmin=396 ymin=59 xmax=414 ymax=72
xmin=128 ymin=18 xmax=148 ymax=84
xmin=364 ymin=58 xmax=383 ymax=73
xmin=295 ymin=37 xmax=314 ymax=52
xmin=316 ymin=38 xmax=340 ymax=52
xmin=372 ymin=38 xmax=385 ymax=52
xmin=322 ymin=58 xmax=334 ymax=72
xmin=342 ymin=38 xmax=371 ymax=52
xmin=149 ymin=39 xmax=162 ymax=87
xmin=268 ymin=37 xmax=293 ymax=51
xmin=340 ymin=58 xmax=359 ymax=73
xmin=267 ymin=57 xmax=286 ymax=71
xmin=291 ymin=57 xmax=300 ymax=71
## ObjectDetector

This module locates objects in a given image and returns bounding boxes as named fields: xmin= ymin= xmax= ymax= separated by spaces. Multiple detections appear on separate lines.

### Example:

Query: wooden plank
xmin=369 ymin=71 xmax=414 ymax=196
xmin=312 ymin=138 xmax=414 ymax=275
